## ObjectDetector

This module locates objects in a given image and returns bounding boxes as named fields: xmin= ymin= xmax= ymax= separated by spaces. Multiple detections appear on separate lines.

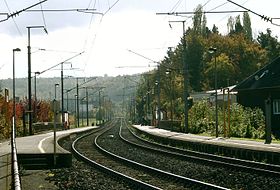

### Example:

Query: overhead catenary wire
xmin=82 ymin=0 xmax=121 ymax=77
xmin=216 ymin=0 xmax=250 ymax=27
xmin=25 ymin=8 xmax=102 ymax=14
xmin=38 ymin=0 xmax=48 ymax=31
xmin=226 ymin=0 xmax=280 ymax=26
xmin=207 ymin=1 xmax=229 ymax=12
xmin=0 ymin=0 xmax=47 ymax=23
xmin=38 ymin=51 xmax=84 ymax=75
xmin=87 ymin=0 xmax=95 ymax=10
xmin=3 ymin=0 xmax=22 ymax=36
xmin=103 ymin=0 xmax=121 ymax=16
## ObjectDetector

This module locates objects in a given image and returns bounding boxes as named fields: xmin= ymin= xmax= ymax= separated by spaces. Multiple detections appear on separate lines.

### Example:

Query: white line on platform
xmin=38 ymin=135 xmax=53 ymax=153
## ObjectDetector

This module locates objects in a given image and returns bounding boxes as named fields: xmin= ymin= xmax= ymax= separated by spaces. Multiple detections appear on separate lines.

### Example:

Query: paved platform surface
xmin=0 ymin=126 xmax=96 ymax=155
xmin=133 ymin=125 xmax=280 ymax=153
xmin=0 ymin=126 xmax=96 ymax=190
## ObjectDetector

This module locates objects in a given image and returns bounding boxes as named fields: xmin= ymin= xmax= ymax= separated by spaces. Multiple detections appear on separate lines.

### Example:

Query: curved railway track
xmin=72 ymin=119 xmax=228 ymax=190
xmin=120 ymin=120 xmax=280 ymax=177
xmin=97 ymin=118 xmax=280 ymax=189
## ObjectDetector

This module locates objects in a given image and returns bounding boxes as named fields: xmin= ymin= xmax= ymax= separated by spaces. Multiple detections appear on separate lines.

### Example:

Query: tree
xmin=186 ymin=34 xmax=205 ymax=91
xmin=201 ymin=14 xmax=207 ymax=37
xmin=243 ymin=12 xmax=252 ymax=41
xmin=192 ymin=4 xmax=203 ymax=34
xmin=234 ymin=15 xmax=243 ymax=34
xmin=204 ymin=53 xmax=235 ymax=88
xmin=36 ymin=100 xmax=52 ymax=122
xmin=212 ymin=24 xmax=219 ymax=34
xmin=257 ymin=28 xmax=280 ymax=61
xmin=227 ymin=16 xmax=235 ymax=34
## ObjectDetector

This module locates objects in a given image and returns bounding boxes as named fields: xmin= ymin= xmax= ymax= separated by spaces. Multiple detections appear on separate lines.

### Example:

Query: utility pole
xmin=167 ymin=20 xmax=189 ymax=132
xmin=98 ymin=90 xmax=101 ymax=125
xmin=181 ymin=21 xmax=189 ymax=133
xmin=76 ymin=78 xmax=79 ymax=127
xmin=61 ymin=62 xmax=65 ymax=127
xmin=85 ymin=87 xmax=89 ymax=126
xmin=209 ymin=47 xmax=218 ymax=137
xmin=156 ymin=65 xmax=161 ymax=128
xmin=27 ymin=26 xmax=47 ymax=135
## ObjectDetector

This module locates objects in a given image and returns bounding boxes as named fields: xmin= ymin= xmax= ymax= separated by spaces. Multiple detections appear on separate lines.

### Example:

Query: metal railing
xmin=11 ymin=117 xmax=21 ymax=190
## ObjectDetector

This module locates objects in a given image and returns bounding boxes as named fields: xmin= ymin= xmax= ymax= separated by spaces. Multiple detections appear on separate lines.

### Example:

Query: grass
xmin=196 ymin=132 xmax=280 ymax=144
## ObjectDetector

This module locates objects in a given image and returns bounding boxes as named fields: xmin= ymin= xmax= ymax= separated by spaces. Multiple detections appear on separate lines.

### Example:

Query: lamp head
xmin=13 ymin=48 xmax=21 ymax=52
xmin=208 ymin=47 xmax=217 ymax=54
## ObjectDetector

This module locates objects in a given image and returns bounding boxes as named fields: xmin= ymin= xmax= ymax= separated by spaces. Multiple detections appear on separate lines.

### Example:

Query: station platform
xmin=0 ymin=126 xmax=96 ymax=189
xmin=133 ymin=125 xmax=280 ymax=164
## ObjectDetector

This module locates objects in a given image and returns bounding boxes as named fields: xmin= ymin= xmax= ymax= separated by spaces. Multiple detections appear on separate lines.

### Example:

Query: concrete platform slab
xmin=0 ymin=126 xmax=97 ymax=188
xmin=133 ymin=125 xmax=280 ymax=164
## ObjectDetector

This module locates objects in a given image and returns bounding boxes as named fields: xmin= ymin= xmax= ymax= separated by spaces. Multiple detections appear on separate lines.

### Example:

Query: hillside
xmin=0 ymin=74 xmax=140 ymax=111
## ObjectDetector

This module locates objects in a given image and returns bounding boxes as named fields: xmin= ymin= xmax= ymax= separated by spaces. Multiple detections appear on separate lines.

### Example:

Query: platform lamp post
xmin=34 ymin=71 xmax=40 ymax=123
xmin=11 ymin=48 xmax=20 ymax=190
xmin=155 ymin=74 xmax=160 ymax=128
xmin=53 ymin=83 xmax=59 ymax=167
xmin=165 ymin=68 xmax=174 ymax=126
xmin=208 ymin=47 xmax=218 ymax=138
xmin=98 ymin=90 xmax=102 ymax=125
xmin=27 ymin=26 xmax=47 ymax=135
xmin=74 ymin=94 xmax=77 ymax=127
xmin=66 ymin=89 xmax=71 ymax=112
xmin=84 ymin=87 xmax=89 ymax=126
xmin=12 ymin=48 xmax=21 ymax=135
xmin=76 ymin=78 xmax=80 ymax=127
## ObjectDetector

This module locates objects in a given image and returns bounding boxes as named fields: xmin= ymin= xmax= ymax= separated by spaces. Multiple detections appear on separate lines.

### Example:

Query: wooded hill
xmin=0 ymin=74 xmax=140 ymax=110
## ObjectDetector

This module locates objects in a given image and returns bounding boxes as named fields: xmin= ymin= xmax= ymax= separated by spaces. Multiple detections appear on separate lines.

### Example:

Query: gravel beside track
xmin=46 ymin=129 xmax=134 ymax=190
xmin=42 ymin=120 xmax=280 ymax=190
xmin=96 ymin=120 xmax=280 ymax=190
xmin=74 ymin=125 xmax=189 ymax=190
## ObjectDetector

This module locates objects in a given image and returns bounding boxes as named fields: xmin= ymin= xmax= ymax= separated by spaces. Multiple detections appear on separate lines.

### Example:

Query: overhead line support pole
xmin=27 ymin=27 xmax=32 ymax=135
xmin=182 ymin=21 xmax=189 ymax=133
xmin=61 ymin=63 xmax=64 ymax=127
xmin=27 ymin=26 xmax=47 ymax=135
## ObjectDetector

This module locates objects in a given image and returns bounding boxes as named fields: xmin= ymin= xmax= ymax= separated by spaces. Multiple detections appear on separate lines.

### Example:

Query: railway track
xmin=121 ymin=120 xmax=280 ymax=177
xmin=96 ymin=118 xmax=280 ymax=189
xmin=72 ymin=119 xmax=228 ymax=190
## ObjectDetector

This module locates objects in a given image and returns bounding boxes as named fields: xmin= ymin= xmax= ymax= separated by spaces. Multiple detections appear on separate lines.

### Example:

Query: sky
xmin=1 ymin=0 xmax=280 ymax=79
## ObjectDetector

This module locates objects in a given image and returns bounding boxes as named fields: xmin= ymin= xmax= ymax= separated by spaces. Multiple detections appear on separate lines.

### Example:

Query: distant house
xmin=233 ymin=56 xmax=280 ymax=138
xmin=191 ymin=85 xmax=237 ymax=105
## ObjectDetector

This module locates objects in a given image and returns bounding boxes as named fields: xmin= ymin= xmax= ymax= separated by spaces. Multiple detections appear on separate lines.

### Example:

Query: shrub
xmin=188 ymin=100 xmax=265 ymax=139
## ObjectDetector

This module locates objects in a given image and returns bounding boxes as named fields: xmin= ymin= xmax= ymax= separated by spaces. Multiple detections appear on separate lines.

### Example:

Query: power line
xmin=39 ymin=51 xmax=84 ymax=75
xmin=156 ymin=10 xmax=247 ymax=16
xmin=207 ymin=1 xmax=229 ymax=12
xmin=202 ymin=0 xmax=213 ymax=9
xmin=169 ymin=0 xmax=184 ymax=13
xmin=216 ymin=0 xmax=249 ymax=25
xmin=103 ymin=0 xmax=121 ymax=16
xmin=3 ymin=0 xmax=22 ymax=36
xmin=87 ymin=0 xmax=95 ymax=9
xmin=38 ymin=0 xmax=48 ymax=32
xmin=1 ymin=0 xmax=47 ymax=23
xmin=25 ymin=8 xmax=102 ymax=14
xmin=226 ymin=0 xmax=279 ymax=26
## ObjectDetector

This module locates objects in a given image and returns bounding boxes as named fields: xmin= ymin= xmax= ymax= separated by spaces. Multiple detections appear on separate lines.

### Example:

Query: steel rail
xmin=71 ymin=121 xmax=161 ymax=190
xmin=116 ymin=120 xmax=229 ymax=190
xmin=93 ymin=118 xmax=229 ymax=190
xmin=123 ymin=121 xmax=280 ymax=177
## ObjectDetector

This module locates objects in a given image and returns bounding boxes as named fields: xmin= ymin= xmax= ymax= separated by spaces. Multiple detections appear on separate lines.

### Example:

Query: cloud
xmin=0 ymin=0 xmax=102 ymax=35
